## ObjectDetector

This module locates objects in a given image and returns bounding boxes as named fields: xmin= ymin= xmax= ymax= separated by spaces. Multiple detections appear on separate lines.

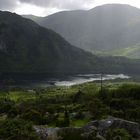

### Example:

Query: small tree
xmin=0 ymin=119 xmax=40 ymax=140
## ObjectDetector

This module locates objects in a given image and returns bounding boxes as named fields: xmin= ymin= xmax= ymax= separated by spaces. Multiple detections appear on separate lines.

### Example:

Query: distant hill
xmin=22 ymin=14 xmax=43 ymax=23
xmin=26 ymin=4 xmax=140 ymax=58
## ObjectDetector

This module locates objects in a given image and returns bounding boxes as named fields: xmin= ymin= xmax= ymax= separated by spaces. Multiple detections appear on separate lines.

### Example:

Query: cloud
xmin=1 ymin=0 xmax=140 ymax=16
xmin=19 ymin=0 xmax=95 ymax=10
xmin=0 ymin=0 xmax=18 ymax=10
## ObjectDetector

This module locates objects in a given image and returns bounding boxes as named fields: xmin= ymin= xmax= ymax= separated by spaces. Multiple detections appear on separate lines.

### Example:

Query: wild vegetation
xmin=0 ymin=81 xmax=140 ymax=139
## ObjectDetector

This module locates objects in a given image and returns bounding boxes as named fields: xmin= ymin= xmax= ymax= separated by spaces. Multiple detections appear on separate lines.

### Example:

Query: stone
xmin=34 ymin=117 xmax=140 ymax=140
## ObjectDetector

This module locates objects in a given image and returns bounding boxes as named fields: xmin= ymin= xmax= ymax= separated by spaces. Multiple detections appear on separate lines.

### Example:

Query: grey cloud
xmin=0 ymin=0 xmax=18 ymax=10
xmin=19 ymin=0 xmax=94 ymax=10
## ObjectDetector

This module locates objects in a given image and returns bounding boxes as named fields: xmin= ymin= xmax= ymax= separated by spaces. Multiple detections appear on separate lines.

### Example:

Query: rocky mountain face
xmin=26 ymin=4 xmax=140 ymax=58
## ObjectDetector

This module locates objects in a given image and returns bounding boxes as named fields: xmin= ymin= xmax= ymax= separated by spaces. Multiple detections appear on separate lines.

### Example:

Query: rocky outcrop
xmin=34 ymin=126 xmax=60 ymax=140
xmin=34 ymin=117 xmax=140 ymax=140
xmin=86 ymin=117 xmax=140 ymax=138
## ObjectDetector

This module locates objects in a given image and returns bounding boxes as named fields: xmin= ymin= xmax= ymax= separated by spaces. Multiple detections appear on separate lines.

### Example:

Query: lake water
xmin=23 ymin=74 xmax=130 ymax=88
xmin=54 ymin=74 xmax=130 ymax=86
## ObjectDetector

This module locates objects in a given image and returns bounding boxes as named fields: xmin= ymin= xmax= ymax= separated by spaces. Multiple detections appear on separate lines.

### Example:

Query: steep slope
xmin=22 ymin=14 xmax=43 ymax=23
xmin=1 ymin=10 xmax=140 ymax=78
xmin=0 ymin=11 xmax=99 ymax=74
xmin=29 ymin=4 xmax=140 ymax=58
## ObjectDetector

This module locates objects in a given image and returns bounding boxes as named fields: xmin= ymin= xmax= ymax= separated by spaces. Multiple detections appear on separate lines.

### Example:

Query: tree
xmin=0 ymin=119 xmax=40 ymax=140
xmin=88 ymin=98 xmax=109 ymax=119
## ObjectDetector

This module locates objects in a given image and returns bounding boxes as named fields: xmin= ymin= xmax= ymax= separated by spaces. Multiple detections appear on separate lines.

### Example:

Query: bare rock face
xmin=34 ymin=117 xmax=140 ymax=140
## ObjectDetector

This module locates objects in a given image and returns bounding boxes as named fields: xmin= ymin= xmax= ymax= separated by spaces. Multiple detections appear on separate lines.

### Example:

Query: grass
xmin=95 ymin=44 xmax=140 ymax=59
xmin=71 ymin=118 xmax=91 ymax=127
xmin=0 ymin=80 xmax=137 ymax=102
xmin=8 ymin=91 xmax=36 ymax=101
xmin=0 ymin=81 xmax=136 ymax=102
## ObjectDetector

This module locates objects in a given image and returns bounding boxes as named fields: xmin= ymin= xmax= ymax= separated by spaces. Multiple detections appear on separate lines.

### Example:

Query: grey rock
xmin=34 ymin=117 xmax=140 ymax=140
xmin=86 ymin=117 xmax=140 ymax=138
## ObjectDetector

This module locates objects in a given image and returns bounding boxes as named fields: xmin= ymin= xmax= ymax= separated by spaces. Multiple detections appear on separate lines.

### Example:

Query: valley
xmin=0 ymin=73 xmax=130 ymax=88
xmin=0 ymin=3 xmax=140 ymax=140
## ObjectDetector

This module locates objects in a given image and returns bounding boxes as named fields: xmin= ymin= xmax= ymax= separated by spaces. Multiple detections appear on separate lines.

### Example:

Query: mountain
xmin=1 ymin=10 xmax=140 ymax=78
xmin=0 ymin=11 xmax=102 ymax=75
xmin=22 ymin=14 xmax=43 ymax=23
xmin=27 ymin=4 xmax=140 ymax=59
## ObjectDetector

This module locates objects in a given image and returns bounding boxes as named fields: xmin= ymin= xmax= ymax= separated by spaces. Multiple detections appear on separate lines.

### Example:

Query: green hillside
xmin=96 ymin=45 xmax=140 ymax=59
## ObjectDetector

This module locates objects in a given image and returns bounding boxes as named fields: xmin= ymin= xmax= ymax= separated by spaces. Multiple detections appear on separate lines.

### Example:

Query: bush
xmin=0 ymin=118 xmax=40 ymax=140
xmin=106 ymin=128 xmax=132 ymax=140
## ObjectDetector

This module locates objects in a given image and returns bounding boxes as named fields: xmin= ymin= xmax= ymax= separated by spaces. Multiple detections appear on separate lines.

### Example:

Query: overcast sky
xmin=1 ymin=0 xmax=140 ymax=16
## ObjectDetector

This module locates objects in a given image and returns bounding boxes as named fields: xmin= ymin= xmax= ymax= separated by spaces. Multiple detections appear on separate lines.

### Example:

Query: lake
xmin=14 ymin=74 xmax=130 ymax=88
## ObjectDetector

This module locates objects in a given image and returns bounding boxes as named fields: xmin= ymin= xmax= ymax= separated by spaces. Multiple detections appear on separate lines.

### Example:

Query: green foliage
xmin=0 ymin=82 xmax=140 ymax=139
xmin=102 ymin=45 xmax=140 ymax=59
xmin=88 ymin=98 xmax=109 ymax=119
xmin=106 ymin=128 xmax=132 ymax=140
xmin=0 ymin=119 xmax=40 ymax=140
xmin=0 ymin=98 xmax=15 ymax=114
xmin=115 ymin=84 xmax=140 ymax=99
xmin=21 ymin=109 xmax=46 ymax=125
xmin=57 ymin=128 xmax=84 ymax=140
xmin=56 ymin=110 xmax=70 ymax=127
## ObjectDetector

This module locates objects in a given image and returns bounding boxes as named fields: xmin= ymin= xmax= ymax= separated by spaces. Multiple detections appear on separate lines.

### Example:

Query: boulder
xmin=34 ymin=117 xmax=140 ymax=140
xmin=86 ymin=117 xmax=140 ymax=138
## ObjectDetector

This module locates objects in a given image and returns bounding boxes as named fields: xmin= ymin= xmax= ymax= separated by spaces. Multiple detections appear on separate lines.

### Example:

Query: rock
xmin=96 ymin=133 xmax=106 ymax=140
xmin=34 ymin=117 xmax=140 ymax=139
xmin=109 ymin=117 xmax=140 ymax=138
xmin=86 ymin=117 xmax=140 ymax=138
xmin=34 ymin=126 xmax=60 ymax=140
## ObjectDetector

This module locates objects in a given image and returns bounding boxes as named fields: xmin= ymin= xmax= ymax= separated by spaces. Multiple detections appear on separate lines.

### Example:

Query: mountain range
xmin=24 ymin=4 xmax=140 ymax=59
xmin=0 ymin=11 xmax=101 ymax=75
xmin=0 ymin=10 xmax=140 ymax=79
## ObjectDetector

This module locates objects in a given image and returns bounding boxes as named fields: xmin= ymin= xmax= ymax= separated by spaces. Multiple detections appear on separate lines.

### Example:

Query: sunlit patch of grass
xmin=95 ymin=44 xmax=140 ymax=59
xmin=71 ymin=118 xmax=91 ymax=127
xmin=8 ymin=91 xmax=36 ymax=101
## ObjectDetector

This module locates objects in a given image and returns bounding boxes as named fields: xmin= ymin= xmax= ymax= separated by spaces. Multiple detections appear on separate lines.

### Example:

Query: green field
xmin=95 ymin=44 xmax=140 ymax=59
